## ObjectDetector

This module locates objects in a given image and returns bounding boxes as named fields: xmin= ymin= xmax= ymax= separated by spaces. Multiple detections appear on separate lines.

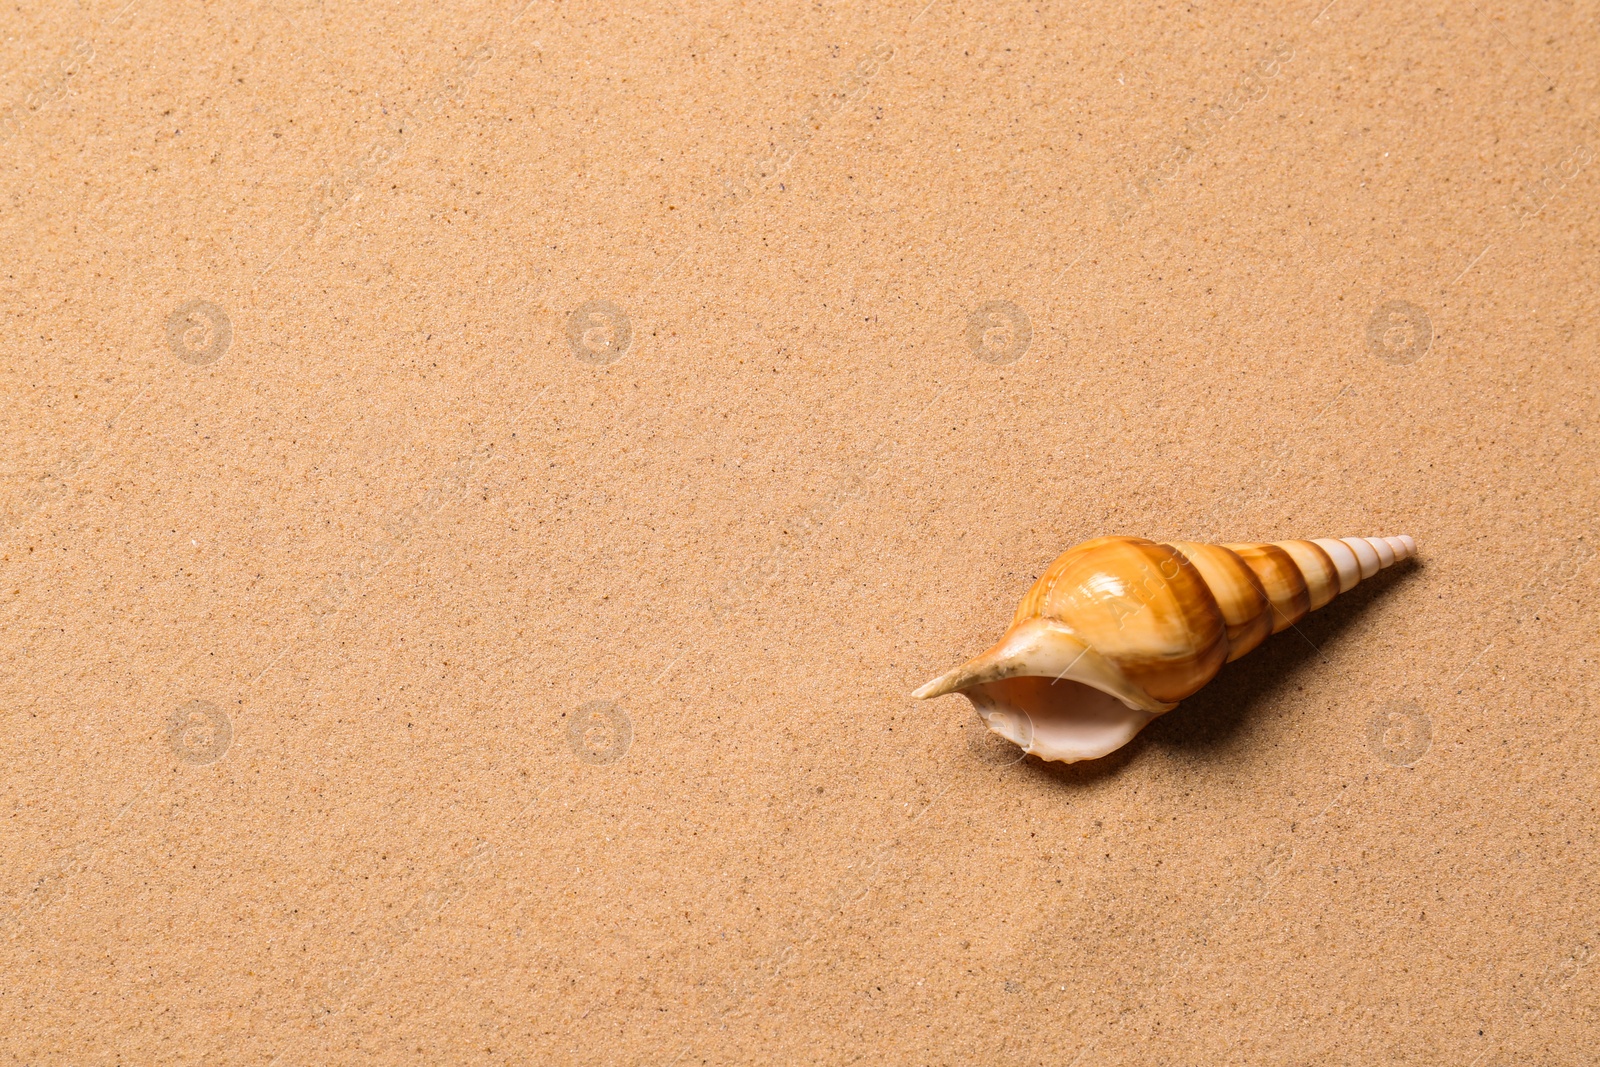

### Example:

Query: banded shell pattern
xmin=914 ymin=535 xmax=1416 ymax=763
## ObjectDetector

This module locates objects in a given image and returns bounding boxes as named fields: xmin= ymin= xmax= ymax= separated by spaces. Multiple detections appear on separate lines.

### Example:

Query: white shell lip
xmin=913 ymin=618 xmax=1173 ymax=764
xmin=969 ymin=699 xmax=1035 ymax=750
xmin=911 ymin=617 xmax=1175 ymax=714
xmin=964 ymin=679 xmax=1159 ymax=763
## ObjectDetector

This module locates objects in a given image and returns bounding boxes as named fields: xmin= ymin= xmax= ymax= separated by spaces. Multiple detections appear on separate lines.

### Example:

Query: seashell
xmin=914 ymin=535 xmax=1416 ymax=763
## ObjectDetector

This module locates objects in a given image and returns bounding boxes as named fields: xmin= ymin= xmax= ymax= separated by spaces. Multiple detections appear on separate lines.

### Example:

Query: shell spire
xmin=914 ymin=535 xmax=1416 ymax=763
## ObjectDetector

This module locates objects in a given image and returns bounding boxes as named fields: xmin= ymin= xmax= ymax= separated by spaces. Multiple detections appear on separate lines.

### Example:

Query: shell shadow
xmin=1019 ymin=558 xmax=1422 ymax=788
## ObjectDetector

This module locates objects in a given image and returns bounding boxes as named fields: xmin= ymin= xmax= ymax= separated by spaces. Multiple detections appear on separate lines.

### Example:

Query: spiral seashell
xmin=914 ymin=535 xmax=1416 ymax=763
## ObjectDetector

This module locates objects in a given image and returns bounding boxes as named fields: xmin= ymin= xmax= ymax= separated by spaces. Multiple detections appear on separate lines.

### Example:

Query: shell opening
xmin=962 ymin=676 xmax=1158 ymax=764
xmin=913 ymin=616 xmax=1172 ymax=763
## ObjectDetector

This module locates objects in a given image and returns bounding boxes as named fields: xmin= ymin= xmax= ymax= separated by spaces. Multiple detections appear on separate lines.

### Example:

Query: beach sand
xmin=2 ymin=1 xmax=1597 ymax=1062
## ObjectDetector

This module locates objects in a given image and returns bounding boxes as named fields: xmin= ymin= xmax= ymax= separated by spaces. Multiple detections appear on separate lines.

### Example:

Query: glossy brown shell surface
xmin=1011 ymin=536 xmax=1228 ymax=704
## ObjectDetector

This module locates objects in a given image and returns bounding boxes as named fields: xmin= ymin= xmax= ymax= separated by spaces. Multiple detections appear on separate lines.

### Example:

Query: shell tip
xmin=1382 ymin=534 xmax=1418 ymax=562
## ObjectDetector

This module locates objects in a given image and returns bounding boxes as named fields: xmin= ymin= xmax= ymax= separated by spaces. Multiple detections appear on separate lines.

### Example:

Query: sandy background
xmin=3 ymin=0 xmax=1597 ymax=1062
